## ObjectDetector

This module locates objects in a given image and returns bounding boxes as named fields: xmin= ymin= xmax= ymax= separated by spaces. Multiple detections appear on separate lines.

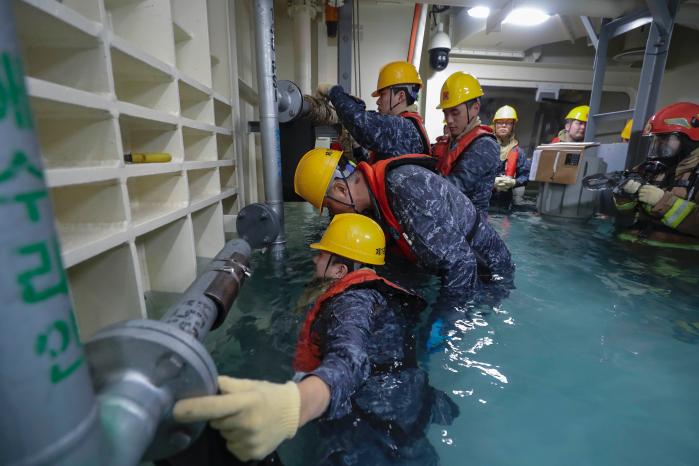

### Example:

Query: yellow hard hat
xmin=294 ymin=148 xmax=342 ymax=212
xmin=310 ymin=213 xmax=386 ymax=265
xmin=371 ymin=61 xmax=423 ymax=97
xmin=565 ymin=105 xmax=590 ymax=122
xmin=437 ymin=72 xmax=484 ymax=109
xmin=493 ymin=105 xmax=518 ymax=122
xmin=621 ymin=119 xmax=633 ymax=140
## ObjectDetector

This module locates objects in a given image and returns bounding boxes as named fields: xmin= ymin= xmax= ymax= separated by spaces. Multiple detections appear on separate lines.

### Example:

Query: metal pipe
xmin=411 ymin=3 xmax=429 ymax=71
xmin=162 ymin=239 xmax=252 ymax=341
xmin=0 ymin=3 xmax=105 ymax=464
xmin=337 ymin=0 xmax=353 ymax=92
xmin=289 ymin=1 xmax=314 ymax=95
xmin=253 ymin=0 xmax=286 ymax=248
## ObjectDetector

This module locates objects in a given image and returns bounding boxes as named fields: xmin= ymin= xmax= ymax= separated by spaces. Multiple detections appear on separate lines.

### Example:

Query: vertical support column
xmin=584 ymin=23 xmax=609 ymax=142
xmin=627 ymin=0 xmax=679 ymax=168
xmin=253 ymin=0 xmax=286 ymax=248
xmin=0 ymin=3 xmax=103 ymax=465
xmin=410 ymin=4 xmax=428 ymax=71
xmin=289 ymin=1 xmax=315 ymax=95
xmin=337 ymin=0 xmax=353 ymax=92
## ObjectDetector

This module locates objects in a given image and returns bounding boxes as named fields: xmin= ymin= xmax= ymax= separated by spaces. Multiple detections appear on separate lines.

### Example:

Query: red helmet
xmin=644 ymin=102 xmax=699 ymax=141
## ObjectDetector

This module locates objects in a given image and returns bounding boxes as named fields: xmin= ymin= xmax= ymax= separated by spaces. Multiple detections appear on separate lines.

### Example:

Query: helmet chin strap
xmin=326 ymin=173 xmax=359 ymax=213
xmin=388 ymin=87 xmax=402 ymax=114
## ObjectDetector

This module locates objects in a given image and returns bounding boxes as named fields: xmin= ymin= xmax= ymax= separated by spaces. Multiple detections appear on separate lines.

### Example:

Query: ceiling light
xmin=467 ymin=6 xmax=490 ymax=18
xmin=502 ymin=7 xmax=550 ymax=26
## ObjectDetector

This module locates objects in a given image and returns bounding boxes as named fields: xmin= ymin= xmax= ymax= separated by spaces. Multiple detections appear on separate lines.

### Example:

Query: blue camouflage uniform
xmin=373 ymin=163 xmax=514 ymax=311
xmin=328 ymin=85 xmax=427 ymax=162
xmin=444 ymin=135 xmax=501 ymax=211
xmin=305 ymin=287 xmax=458 ymax=465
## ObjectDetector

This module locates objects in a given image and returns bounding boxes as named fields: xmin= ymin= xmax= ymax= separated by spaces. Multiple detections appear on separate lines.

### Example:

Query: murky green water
xmin=203 ymin=201 xmax=699 ymax=466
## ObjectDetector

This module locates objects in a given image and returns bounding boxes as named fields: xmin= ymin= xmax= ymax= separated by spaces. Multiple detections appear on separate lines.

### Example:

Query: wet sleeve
xmin=310 ymin=289 xmax=376 ymax=419
xmin=390 ymin=171 xmax=479 ymax=307
xmin=328 ymin=86 xmax=422 ymax=155
xmin=515 ymin=147 xmax=530 ymax=187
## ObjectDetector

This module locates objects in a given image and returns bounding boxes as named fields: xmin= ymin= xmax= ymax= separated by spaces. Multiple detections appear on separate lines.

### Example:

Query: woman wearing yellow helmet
xmin=315 ymin=61 xmax=431 ymax=164
xmin=431 ymin=72 xmax=500 ymax=210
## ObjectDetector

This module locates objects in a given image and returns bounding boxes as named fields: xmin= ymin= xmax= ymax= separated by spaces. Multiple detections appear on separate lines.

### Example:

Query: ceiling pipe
xmin=410 ymin=3 xmax=429 ymax=70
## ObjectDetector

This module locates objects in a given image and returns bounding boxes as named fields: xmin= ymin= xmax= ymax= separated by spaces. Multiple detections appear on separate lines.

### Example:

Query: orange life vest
xmin=358 ymin=154 xmax=437 ymax=262
xmin=367 ymin=111 xmax=432 ymax=164
xmin=551 ymin=136 xmax=561 ymax=143
xmin=293 ymin=269 xmax=424 ymax=372
xmin=431 ymin=125 xmax=495 ymax=175
xmin=504 ymin=147 xmax=519 ymax=178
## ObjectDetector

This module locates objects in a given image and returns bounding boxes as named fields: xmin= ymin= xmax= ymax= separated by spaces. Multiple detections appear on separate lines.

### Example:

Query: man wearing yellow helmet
xmin=551 ymin=105 xmax=589 ymax=143
xmin=316 ymin=61 xmax=431 ymax=164
xmin=293 ymin=148 xmax=514 ymax=311
xmin=174 ymin=214 xmax=457 ymax=464
xmin=432 ymin=72 xmax=500 ymax=210
xmin=491 ymin=105 xmax=531 ymax=208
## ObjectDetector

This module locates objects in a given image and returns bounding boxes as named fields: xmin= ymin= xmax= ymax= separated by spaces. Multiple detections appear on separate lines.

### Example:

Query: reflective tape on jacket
xmin=661 ymin=198 xmax=696 ymax=229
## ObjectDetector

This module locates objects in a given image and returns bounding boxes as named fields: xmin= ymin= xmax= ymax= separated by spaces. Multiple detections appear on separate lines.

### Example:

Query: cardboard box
xmin=529 ymin=142 xmax=600 ymax=185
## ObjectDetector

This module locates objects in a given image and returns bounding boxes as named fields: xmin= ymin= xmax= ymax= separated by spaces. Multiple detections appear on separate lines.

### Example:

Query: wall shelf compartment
xmin=14 ymin=1 xmax=109 ymax=93
xmin=69 ymin=243 xmax=143 ymax=341
xmin=171 ymin=0 xmax=212 ymax=88
xmin=32 ymin=97 xmax=120 ymax=169
xmin=112 ymin=48 xmax=178 ymax=114
xmin=127 ymin=172 xmax=187 ymax=226
xmin=216 ymin=134 xmax=234 ymax=160
xmin=136 ymin=216 xmax=196 ymax=295
xmin=179 ymin=80 xmax=214 ymax=124
xmin=192 ymin=202 xmax=225 ymax=259
xmin=219 ymin=165 xmax=236 ymax=190
xmin=106 ymin=0 xmax=175 ymax=66
xmin=51 ymin=180 xmax=128 ymax=255
xmin=188 ymin=167 xmax=220 ymax=204
xmin=214 ymin=99 xmax=232 ymax=128
xmin=183 ymin=126 xmax=217 ymax=162
xmin=119 ymin=114 xmax=182 ymax=163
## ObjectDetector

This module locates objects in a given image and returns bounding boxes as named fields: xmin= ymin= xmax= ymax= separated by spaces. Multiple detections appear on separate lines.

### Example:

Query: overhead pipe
xmin=253 ymin=0 xmax=286 ymax=251
xmin=407 ymin=3 xmax=428 ymax=70
xmin=411 ymin=4 xmax=429 ymax=70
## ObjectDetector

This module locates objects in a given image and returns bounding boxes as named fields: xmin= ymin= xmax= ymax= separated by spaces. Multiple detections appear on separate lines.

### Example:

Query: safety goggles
xmin=643 ymin=132 xmax=682 ymax=160
xmin=325 ymin=157 xmax=356 ymax=195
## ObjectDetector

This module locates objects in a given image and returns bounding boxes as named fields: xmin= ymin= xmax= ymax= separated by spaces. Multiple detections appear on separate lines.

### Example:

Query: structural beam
xmin=580 ymin=16 xmax=598 ymax=49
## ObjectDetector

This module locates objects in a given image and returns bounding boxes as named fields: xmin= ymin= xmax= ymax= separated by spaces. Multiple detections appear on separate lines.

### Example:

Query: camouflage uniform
xmin=328 ymin=85 xmax=426 ymax=162
xmin=305 ymin=288 xmax=458 ymax=465
xmin=375 ymin=164 xmax=515 ymax=310
xmin=444 ymin=135 xmax=500 ymax=211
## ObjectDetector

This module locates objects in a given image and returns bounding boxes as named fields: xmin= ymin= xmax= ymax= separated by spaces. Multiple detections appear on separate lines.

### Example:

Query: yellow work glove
xmin=173 ymin=376 xmax=301 ymax=461
xmin=623 ymin=179 xmax=642 ymax=195
xmin=638 ymin=184 xmax=664 ymax=206
xmin=494 ymin=176 xmax=516 ymax=192
xmin=316 ymin=82 xmax=335 ymax=98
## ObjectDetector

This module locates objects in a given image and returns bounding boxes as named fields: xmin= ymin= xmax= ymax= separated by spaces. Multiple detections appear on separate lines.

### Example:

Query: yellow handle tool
xmin=125 ymin=152 xmax=172 ymax=163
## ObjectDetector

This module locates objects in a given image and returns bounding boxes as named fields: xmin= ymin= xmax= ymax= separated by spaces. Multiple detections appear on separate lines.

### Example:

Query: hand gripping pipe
xmin=0 ymin=7 xmax=253 ymax=463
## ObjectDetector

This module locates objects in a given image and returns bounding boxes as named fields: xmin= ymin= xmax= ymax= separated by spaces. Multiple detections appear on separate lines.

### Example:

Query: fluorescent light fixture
xmin=467 ymin=6 xmax=490 ymax=18
xmin=503 ymin=7 xmax=550 ymax=26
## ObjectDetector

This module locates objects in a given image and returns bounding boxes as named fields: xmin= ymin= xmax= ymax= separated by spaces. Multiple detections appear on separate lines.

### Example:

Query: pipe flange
xmin=236 ymin=203 xmax=281 ymax=249
xmin=277 ymin=80 xmax=304 ymax=123
xmin=85 ymin=319 xmax=218 ymax=460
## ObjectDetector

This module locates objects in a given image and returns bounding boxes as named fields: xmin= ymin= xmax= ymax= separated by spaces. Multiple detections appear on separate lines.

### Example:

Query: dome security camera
xmin=429 ymin=23 xmax=451 ymax=71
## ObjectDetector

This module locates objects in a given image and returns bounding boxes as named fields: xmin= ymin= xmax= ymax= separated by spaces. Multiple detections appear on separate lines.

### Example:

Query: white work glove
xmin=638 ymin=184 xmax=664 ymax=206
xmin=316 ymin=82 xmax=336 ymax=98
xmin=494 ymin=176 xmax=516 ymax=192
xmin=622 ymin=179 xmax=642 ymax=195
xmin=174 ymin=376 xmax=301 ymax=461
